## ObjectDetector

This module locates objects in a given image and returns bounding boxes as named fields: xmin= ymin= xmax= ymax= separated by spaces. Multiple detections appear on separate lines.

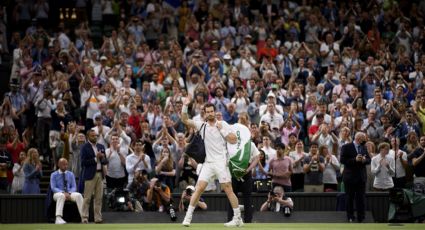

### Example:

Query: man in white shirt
xmin=180 ymin=99 xmax=243 ymax=227
xmin=105 ymin=133 xmax=127 ymax=189
xmin=260 ymin=102 xmax=284 ymax=131
xmin=126 ymin=139 xmax=152 ymax=186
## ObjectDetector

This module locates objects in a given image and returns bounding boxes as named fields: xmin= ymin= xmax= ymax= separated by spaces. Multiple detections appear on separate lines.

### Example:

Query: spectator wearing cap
xmin=91 ymin=113 xmax=111 ymax=147
xmin=259 ymin=92 xmax=284 ymax=115
xmin=238 ymin=33 xmax=257 ymax=55
xmin=5 ymin=79 xmax=26 ymax=133
xmin=222 ymin=54 xmax=234 ymax=76
xmin=93 ymin=56 xmax=111 ymax=85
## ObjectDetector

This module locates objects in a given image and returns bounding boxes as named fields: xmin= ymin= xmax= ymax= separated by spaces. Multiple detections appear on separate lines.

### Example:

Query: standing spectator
xmin=303 ymin=142 xmax=325 ymax=192
xmin=411 ymin=135 xmax=425 ymax=192
xmin=0 ymin=137 xmax=13 ymax=193
xmin=50 ymin=158 xmax=84 ymax=224
xmin=105 ymin=133 xmax=127 ymax=190
xmin=155 ymin=147 xmax=176 ymax=192
xmin=288 ymin=140 xmax=307 ymax=192
xmin=22 ymin=148 xmax=42 ymax=194
xmin=320 ymin=145 xmax=340 ymax=192
xmin=388 ymin=137 xmax=408 ymax=188
xmin=252 ymin=150 xmax=269 ymax=180
xmin=340 ymin=132 xmax=371 ymax=223
xmin=268 ymin=143 xmax=292 ymax=192
xmin=80 ymin=129 xmax=108 ymax=224
xmin=34 ymin=86 xmax=55 ymax=162
xmin=126 ymin=139 xmax=152 ymax=187
xmin=371 ymin=142 xmax=395 ymax=191
xmin=11 ymin=151 xmax=26 ymax=194
xmin=260 ymin=135 xmax=276 ymax=164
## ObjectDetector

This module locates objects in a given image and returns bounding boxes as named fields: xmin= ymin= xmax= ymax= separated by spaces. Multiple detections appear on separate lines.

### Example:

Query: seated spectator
xmin=145 ymin=177 xmax=171 ymax=212
xmin=50 ymin=158 xmax=83 ymax=224
xmin=260 ymin=185 xmax=293 ymax=216
xmin=303 ymin=142 xmax=325 ymax=192
xmin=22 ymin=148 xmax=42 ymax=194
xmin=371 ymin=142 xmax=395 ymax=191
xmin=11 ymin=151 xmax=26 ymax=194
xmin=178 ymin=185 xmax=207 ymax=212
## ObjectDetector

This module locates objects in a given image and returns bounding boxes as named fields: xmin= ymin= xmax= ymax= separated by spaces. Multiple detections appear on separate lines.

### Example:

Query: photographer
xmin=260 ymin=186 xmax=293 ymax=216
xmin=127 ymin=170 xmax=150 ymax=212
xmin=145 ymin=177 xmax=171 ymax=212
xmin=178 ymin=185 xmax=207 ymax=212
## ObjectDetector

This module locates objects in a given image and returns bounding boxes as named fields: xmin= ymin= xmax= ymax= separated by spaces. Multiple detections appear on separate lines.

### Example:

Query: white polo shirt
xmin=195 ymin=120 xmax=231 ymax=163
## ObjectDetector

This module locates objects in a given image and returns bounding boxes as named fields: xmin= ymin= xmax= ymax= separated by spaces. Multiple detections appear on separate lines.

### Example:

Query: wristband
xmin=182 ymin=105 xmax=188 ymax=113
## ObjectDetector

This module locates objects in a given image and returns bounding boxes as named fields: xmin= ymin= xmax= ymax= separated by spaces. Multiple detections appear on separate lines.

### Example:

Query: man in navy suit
xmin=80 ymin=129 xmax=108 ymax=224
xmin=340 ymin=132 xmax=371 ymax=223
xmin=50 ymin=158 xmax=83 ymax=224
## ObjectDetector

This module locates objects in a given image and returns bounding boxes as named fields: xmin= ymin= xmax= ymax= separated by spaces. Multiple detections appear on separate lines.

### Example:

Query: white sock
xmin=187 ymin=205 xmax=195 ymax=216
xmin=233 ymin=207 xmax=241 ymax=218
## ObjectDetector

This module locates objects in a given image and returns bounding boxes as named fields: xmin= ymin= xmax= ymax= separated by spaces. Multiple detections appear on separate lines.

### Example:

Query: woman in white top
xmin=388 ymin=137 xmax=408 ymax=188
xmin=289 ymin=140 xmax=307 ymax=192
xmin=11 ymin=152 xmax=26 ymax=194
xmin=319 ymin=145 xmax=340 ymax=192
xmin=371 ymin=142 xmax=395 ymax=191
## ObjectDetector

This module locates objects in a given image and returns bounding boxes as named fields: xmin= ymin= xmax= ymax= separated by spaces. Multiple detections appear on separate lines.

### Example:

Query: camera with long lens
xmin=106 ymin=188 xmax=130 ymax=211
xmin=169 ymin=203 xmax=177 ymax=222
xmin=186 ymin=188 xmax=192 ymax=196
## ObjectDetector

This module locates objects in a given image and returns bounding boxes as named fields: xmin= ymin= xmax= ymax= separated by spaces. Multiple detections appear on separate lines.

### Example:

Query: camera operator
xmin=127 ymin=170 xmax=150 ymax=212
xmin=178 ymin=185 xmax=207 ymax=212
xmin=260 ymin=186 xmax=293 ymax=216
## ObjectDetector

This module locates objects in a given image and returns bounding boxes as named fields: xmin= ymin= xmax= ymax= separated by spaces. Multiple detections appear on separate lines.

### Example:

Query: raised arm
xmin=181 ymin=97 xmax=196 ymax=129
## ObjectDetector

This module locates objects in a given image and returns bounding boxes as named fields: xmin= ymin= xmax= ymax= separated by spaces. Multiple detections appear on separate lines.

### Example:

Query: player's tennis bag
xmin=228 ymin=124 xmax=251 ymax=179
xmin=185 ymin=123 xmax=206 ymax=163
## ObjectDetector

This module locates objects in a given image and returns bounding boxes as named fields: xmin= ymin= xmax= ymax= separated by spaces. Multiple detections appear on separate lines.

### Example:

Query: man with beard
xmin=80 ymin=129 xmax=108 ymax=223
xmin=180 ymin=99 xmax=242 ymax=227
xmin=340 ymin=132 xmax=371 ymax=223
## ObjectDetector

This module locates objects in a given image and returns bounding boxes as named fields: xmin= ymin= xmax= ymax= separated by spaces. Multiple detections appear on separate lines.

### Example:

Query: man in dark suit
xmin=260 ymin=0 xmax=278 ymax=23
xmin=80 ymin=129 xmax=108 ymax=224
xmin=340 ymin=132 xmax=371 ymax=223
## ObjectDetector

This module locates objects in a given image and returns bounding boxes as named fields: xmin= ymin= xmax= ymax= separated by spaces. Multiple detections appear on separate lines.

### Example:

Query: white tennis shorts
xmin=198 ymin=162 xmax=231 ymax=184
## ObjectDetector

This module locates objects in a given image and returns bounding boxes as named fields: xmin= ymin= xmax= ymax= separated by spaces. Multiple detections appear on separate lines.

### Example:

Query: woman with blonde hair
xmin=22 ymin=148 xmax=42 ymax=194
xmin=155 ymin=147 xmax=176 ymax=191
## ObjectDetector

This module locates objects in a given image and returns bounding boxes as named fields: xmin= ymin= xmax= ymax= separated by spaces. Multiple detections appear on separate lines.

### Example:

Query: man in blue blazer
xmin=50 ymin=158 xmax=83 ymax=224
xmin=80 ymin=129 xmax=108 ymax=224
xmin=340 ymin=132 xmax=371 ymax=223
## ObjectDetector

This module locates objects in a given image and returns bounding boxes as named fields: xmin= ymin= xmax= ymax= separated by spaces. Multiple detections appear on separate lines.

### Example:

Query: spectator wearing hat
xmin=94 ymin=56 xmax=111 ymax=85
xmin=91 ymin=112 xmax=111 ymax=147
xmin=259 ymin=91 xmax=284 ymax=115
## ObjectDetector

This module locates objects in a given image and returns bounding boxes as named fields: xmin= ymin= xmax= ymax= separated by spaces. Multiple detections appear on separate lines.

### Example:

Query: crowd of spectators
xmin=1 ymin=0 xmax=425 ymax=208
